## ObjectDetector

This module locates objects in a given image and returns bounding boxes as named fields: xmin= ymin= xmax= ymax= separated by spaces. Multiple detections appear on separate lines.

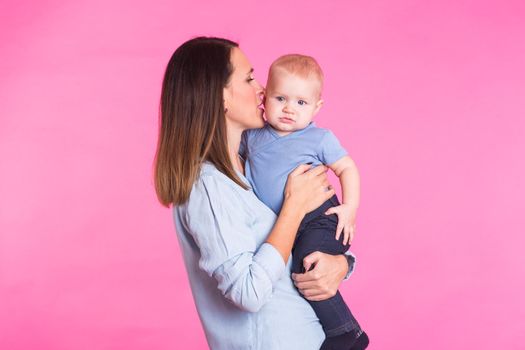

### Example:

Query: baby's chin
xmin=267 ymin=121 xmax=294 ymax=131
xmin=266 ymin=121 xmax=305 ymax=137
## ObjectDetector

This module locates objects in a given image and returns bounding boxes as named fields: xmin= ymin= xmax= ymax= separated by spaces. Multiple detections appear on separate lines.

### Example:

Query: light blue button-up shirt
xmin=173 ymin=162 xmax=354 ymax=349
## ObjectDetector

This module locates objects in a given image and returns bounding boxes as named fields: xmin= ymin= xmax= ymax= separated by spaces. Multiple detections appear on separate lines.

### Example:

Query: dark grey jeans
xmin=291 ymin=195 xmax=362 ymax=337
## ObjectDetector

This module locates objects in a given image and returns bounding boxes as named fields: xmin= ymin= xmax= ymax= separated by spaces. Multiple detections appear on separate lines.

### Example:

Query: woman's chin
xmin=251 ymin=119 xmax=265 ymax=129
xmin=252 ymin=112 xmax=265 ymax=128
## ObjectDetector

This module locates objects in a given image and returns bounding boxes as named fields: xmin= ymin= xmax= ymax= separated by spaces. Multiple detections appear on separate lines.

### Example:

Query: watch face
xmin=345 ymin=253 xmax=356 ymax=278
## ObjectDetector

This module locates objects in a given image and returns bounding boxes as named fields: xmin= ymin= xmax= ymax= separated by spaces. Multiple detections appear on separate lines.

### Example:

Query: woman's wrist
xmin=281 ymin=195 xmax=307 ymax=220
xmin=265 ymin=199 xmax=305 ymax=264
xmin=337 ymin=254 xmax=350 ymax=280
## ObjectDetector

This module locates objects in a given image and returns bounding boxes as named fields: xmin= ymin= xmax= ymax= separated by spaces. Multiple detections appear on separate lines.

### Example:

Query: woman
xmin=154 ymin=37 xmax=356 ymax=349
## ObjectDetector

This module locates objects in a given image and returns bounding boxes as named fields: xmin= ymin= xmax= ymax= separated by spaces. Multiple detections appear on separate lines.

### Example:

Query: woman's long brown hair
xmin=154 ymin=37 xmax=249 ymax=207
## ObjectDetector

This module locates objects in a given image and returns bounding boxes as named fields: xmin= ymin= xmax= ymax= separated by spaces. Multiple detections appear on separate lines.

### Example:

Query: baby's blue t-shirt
xmin=241 ymin=121 xmax=348 ymax=214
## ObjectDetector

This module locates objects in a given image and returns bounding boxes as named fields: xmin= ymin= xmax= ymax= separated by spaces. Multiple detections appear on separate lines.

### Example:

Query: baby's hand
xmin=324 ymin=204 xmax=357 ymax=245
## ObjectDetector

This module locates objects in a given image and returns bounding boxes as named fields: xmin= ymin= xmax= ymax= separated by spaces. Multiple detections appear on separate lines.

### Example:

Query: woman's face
xmin=223 ymin=48 xmax=265 ymax=131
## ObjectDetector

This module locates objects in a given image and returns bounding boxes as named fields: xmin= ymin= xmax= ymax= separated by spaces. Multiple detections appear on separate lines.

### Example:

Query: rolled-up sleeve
xmin=181 ymin=174 xmax=286 ymax=312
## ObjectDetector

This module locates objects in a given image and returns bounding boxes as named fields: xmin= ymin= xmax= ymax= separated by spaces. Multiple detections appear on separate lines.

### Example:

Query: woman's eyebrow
xmin=246 ymin=68 xmax=254 ymax=75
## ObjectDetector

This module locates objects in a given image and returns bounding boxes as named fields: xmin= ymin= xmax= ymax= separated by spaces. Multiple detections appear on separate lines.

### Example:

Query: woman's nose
xmin=253 ymin=79 xmax=264 ymax=92
xmin=257 ymin=91 xmax=265 ymax=104
xmin=254 ymin=81 xmax=265 ymax=103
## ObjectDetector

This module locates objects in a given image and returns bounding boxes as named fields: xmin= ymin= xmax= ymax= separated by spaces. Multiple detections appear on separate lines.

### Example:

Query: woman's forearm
xmin=265 ymin=163 xmax=334 ymax=264
xmin=265 ymin=200 xmax=305 ymax=264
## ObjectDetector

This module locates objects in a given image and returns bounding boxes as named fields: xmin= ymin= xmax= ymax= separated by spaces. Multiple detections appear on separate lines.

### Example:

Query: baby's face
xmin=264 ymin=69 xmax=323 ymax=136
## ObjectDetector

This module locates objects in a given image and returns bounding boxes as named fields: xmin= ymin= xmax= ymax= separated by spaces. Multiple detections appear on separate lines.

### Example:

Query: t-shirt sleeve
xmin=181 ymin=174 xmax=285 ymax=312
xmin=318 ymin=130 xmax=348 ymax=165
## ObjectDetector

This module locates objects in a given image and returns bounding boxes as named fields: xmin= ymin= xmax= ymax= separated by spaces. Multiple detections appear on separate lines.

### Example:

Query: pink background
xmin=1 ymin=0 xmax=524 ymax=349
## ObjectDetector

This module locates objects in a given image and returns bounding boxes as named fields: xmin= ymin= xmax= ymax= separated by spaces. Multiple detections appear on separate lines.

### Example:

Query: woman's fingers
xmin=298 ymin=286 xmax=334 ymax=300
xmin=290 ymin=163 xmax=312 ymax=177
xmin=323 ymin=186 xmax=335 ymax=200
xmin=292 ymin=251 xmax=346 ymax=301
xmin=307 ymin=164 xmax=328 ymax=177
xmin=293 ymin=279 xmax=318 ymax=290
xmin=320 ymin=177 xmax=330 ymax=188
xmin=285 ymin=163 xmax=334 ymax=214
xmin=304 ymin=292 xmax=332 ymax=301
xmin=303 ymin=260 xmax=313 ymax=272
xmin=291 ymin=271 xmax=313 ymax=283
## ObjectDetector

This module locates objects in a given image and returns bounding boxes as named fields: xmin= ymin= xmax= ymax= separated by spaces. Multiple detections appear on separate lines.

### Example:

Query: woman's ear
xmin=223 ymin=88 xmax=231 ymax=114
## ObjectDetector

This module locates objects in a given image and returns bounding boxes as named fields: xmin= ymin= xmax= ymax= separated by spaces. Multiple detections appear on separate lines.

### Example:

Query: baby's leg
xmin=292 ymin=195 xmax=367 ymax=349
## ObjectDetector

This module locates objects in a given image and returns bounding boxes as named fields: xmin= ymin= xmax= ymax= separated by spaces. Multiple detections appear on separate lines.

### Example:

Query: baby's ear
xmin=313 ymin=99 xmax=324 ymax=115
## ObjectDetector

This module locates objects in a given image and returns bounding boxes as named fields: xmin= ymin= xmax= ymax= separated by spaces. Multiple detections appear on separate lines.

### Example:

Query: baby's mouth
xmin=279 ymin=117 xmax=295 ymax=124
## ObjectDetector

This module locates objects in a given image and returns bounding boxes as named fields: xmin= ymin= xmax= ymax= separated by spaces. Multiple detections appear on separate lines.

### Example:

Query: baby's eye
xmin=298 ymin=100 xmax=307 ymax=106
xmin=276 ymin=96 xmax=285 ymax=102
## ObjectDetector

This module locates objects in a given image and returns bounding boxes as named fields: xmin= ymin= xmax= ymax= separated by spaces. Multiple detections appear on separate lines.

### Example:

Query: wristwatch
xmin=343 ymin=251 xmax=357 ymax=280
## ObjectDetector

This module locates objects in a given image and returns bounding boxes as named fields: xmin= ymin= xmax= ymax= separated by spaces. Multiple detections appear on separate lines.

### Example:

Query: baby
xmin=240 ymin=54 xmax=369 ymax=350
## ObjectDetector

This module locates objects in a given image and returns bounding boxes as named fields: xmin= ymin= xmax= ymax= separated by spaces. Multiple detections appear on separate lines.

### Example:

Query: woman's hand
xmin=266 ymin=164 xmax=335 ymax=265
xmin=291 ymin=251 xmax=348 ymax=301
xmin=284 ymin=164 xmax=335 ymax=216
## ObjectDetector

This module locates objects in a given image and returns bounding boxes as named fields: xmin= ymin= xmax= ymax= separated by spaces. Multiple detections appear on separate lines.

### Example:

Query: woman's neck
xmin=227 ymin=124 xmax=244 ymax=174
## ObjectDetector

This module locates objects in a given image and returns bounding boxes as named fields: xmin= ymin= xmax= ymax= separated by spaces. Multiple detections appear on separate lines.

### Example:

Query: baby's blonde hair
xmin=268 ymin=54 xmax=324 ymax=95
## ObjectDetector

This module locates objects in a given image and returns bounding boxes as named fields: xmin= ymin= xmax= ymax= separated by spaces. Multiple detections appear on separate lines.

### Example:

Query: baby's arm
xmin=326 ymin=155 xmax=361 ymax=244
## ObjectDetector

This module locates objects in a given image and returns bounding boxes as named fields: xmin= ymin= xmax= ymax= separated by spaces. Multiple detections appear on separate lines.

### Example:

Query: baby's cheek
xmin=264 ymin=105 xmax=278 ymax=119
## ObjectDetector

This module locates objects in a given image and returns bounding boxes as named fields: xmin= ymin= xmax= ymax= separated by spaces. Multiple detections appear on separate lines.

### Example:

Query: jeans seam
xmin=325 ymin=321 xmax=360 ymax=337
